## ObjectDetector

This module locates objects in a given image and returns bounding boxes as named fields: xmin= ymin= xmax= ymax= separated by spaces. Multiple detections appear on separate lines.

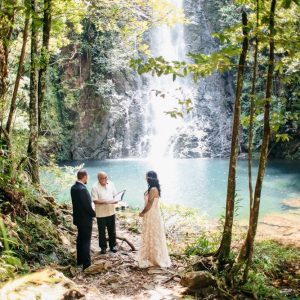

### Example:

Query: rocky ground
xmin=72 ymin=216 xmax=187 ymax=300
xmin=71 ymin=200 xmax=300 ymax=299
xmin=1 ymin=200 xmax=299 ymax=299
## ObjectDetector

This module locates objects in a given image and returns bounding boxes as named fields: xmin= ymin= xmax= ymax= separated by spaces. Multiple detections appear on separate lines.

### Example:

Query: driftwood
xmin=107 ymin=236 xmax=136 ymax=251
xmin=117 ymin=236 xmax=136 ymax=251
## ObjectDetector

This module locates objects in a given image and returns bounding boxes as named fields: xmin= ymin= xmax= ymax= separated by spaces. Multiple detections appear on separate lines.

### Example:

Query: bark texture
xmin=234 ymin=0 xmax=276 ymax=283
xmin=217 ymin=11 xmax=249 ymax=265
xmin=38 ymin=0 xmax=52 ymax=132
xmin=27 ymin=0 xmax=40 ymax=184
xmin=6 ymin=16 xmax=30 ymax=136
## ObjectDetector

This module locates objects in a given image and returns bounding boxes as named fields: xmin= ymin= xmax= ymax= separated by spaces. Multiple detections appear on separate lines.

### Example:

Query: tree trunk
xmin=38 ymin=0 xmax=52 ymax=132
xmin=217 ymin=11 xmax=249 ymax=266
xmin=0 ymin=0 xmax=15 ymax=96
xmin=6 ymin=16 xmax=30 ymax=136
xmin=0 ymin=40 xmax=9 ymax=146
xmin=242 ymin=0 xmax=276 ymax=280
xmin=231 ymin=0 xmax=260 ymax=280
xmin=247 ymin=0 xmax=259 ymax=218
xmin=0 ymin=41 xmax=7 ymax=100
xmin=27 ymin=0 xmax=40 ymax=184
xmin=234 ymin=0 xmax=276 ymax=283
xmin=0 ymin=0 xmax=16 ymax=144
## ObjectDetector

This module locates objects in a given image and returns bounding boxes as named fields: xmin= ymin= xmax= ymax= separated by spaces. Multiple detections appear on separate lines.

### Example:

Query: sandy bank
xmin=239 ymin=208 xmax=300 ymax=248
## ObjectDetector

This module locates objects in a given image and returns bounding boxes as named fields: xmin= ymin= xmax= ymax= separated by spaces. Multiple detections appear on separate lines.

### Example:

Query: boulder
xmin=180 ymin=271 xmax=216 ymax=289
xmin=84 ymin=260 xmax=112 ymax=275
xmin=0 ymin=268 xmax=84 ymax=300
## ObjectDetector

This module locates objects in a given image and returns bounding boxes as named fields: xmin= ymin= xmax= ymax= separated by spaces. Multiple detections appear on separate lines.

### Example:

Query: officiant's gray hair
xmin=97 ymin=171 xmax=107 ymax=179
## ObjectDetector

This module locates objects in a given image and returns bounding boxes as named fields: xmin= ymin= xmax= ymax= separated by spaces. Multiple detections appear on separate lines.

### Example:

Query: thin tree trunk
xmin=0 ymin=42 xmax=7 ymax=99
xmin=27 ymin=0 xmax=40 ymax=184
xmin=38 ymin=0 xmax=52 ymax=132
xmin=231 ymin=0 xmax=260 ymax=279
xmin=0 ymin=1 xmax=15 ymax=96
xmin=233 ymin=0 xmax=276 ymax=283
xmin=243 ymin=0 xmax=276 ymax=281
xmin=0 ymin=0 xmax=16 ymax=143
xmin=217 ymin=11 xmax=249 ymax=266
xmin=238 ymin=10 xmax=259 ymax=265
xmin=0 ymin=41 xmax=7 ymax=146
xmin=248 ymin=1 xmax=259 ymax=216
xmin=6 ymin=16 xmax=30 ymax=136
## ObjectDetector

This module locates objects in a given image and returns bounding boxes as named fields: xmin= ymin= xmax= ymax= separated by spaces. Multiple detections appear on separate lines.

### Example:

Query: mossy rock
xmin=0 ymin=268 xmax=84 ymax=299
xmin=180 ymin=271 xmax=216 ymax=289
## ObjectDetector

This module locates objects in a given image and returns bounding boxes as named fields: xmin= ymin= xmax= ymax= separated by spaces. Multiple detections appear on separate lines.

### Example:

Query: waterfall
xmin=69 ymin=0 xmax=234 ymax=160
xmin=144 ymin=0 xmax=196 ymax=159
xmin=74 ymin=0 xmax=234 ymax=160
xmin=134 ymin=0 xmax=235 ymax=159
xmin=115 ymin=0 xmax=234 ymax=160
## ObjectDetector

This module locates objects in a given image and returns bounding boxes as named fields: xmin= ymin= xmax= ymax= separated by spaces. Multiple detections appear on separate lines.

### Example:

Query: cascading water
xmin=135 ymin=0 xmax=235 ymax=159
xmin=143 ymin=0 xmax=197 ymax=159
xmin=70 ymin=0 xmax=234 ymax=160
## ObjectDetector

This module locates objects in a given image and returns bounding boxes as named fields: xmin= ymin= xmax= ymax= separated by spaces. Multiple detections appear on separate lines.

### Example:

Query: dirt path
xmin=72 ymin=218 xmax=186 ymax=300
xmin=72 ymin=205 xmax=300 ymax=299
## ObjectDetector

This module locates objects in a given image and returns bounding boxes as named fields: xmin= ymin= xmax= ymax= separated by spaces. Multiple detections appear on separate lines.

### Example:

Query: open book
xmin=113 ymin=189 xmax=126 ymax=202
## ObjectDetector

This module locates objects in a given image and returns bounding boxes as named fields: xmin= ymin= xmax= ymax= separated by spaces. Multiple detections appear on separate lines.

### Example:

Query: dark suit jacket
xmin=71 ymin=181 xmax=96 ymax=226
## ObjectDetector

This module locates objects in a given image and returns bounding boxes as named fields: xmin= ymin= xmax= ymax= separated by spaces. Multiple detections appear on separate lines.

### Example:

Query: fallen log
xmin=116 ymin=235 xmax=136 ymax=251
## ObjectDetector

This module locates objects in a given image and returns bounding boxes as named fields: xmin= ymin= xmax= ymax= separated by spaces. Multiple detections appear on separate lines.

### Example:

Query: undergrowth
xmin=0 ymin=159 xmax=75 ymax=284
xmin=242 ymin=240 xmax=300 ymax=299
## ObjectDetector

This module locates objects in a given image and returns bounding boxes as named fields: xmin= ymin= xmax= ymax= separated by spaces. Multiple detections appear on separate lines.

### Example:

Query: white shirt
xmin=91 ymin=181 xmax=117 ymax=218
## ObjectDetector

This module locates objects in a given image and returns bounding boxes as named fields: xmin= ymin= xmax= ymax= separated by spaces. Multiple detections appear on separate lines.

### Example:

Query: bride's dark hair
xmin=146 ymin=170 xmax=161 ymax=196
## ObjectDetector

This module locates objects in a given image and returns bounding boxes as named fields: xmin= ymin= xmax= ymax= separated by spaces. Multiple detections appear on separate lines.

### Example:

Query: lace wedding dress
xmin=138 ymin=193 xmax=171 ymax=268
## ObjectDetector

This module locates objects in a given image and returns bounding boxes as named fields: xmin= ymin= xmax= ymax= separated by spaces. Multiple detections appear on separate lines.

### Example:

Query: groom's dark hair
xmin=77 ymin=169 xmax=88 ymax=180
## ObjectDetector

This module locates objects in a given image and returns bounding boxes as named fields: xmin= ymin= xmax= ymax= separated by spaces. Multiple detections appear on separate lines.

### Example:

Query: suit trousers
xmin=97 ymin=214 xmax=116 ymax=250
xmin=76 ymin=222 xmax=93 ymax=269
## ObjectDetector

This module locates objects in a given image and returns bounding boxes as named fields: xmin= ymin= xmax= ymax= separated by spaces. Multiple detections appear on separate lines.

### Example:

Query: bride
xmin=138 ymin=171 xmax=171 ymax=268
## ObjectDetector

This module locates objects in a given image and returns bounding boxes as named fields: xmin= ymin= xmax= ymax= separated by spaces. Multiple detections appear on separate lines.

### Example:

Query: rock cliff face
xmin=69 ymin=69 xmax=149 ymax=160
xmin=68 ymin=0 xmax=234 ymax=160
xmin=61 ymin=43 xmax=149 ymax=160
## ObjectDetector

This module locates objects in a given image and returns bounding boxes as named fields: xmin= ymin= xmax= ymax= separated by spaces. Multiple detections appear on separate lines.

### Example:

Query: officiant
xmin=91 ymin=171 xmax=118 ymax=254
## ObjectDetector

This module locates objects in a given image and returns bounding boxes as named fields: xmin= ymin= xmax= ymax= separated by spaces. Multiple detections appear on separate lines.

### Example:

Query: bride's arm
xmin=139 ymin=188 xmax=159 ymax=217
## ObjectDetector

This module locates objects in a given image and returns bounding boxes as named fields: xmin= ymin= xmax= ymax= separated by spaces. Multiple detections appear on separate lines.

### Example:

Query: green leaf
xmin=282 ymin=0 xmax=292 ymax=8
xmin=275 ymin=133 xmax=290 ymax=142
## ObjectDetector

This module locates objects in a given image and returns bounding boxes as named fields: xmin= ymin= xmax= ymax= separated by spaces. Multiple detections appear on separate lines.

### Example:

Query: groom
xmin=71 ymin=169 xmax=95 ymax=270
